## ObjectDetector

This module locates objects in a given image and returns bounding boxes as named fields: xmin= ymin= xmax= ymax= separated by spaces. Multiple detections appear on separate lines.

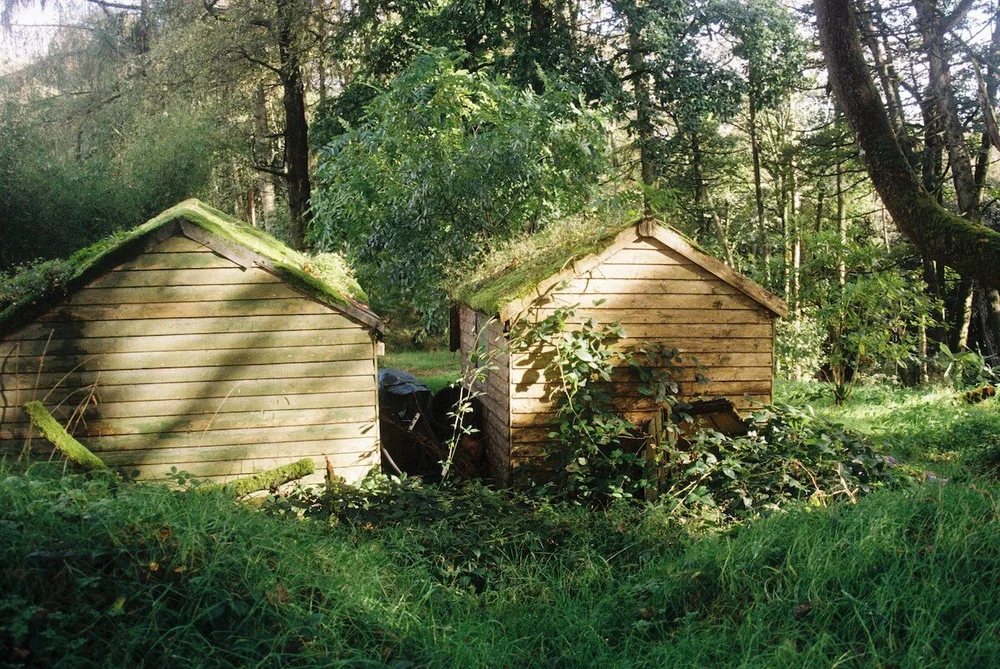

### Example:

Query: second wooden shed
xmin=0 ymin=200 xmax=382 ymax=484
xmin=451 ymin=218 xmax=787 ymax=484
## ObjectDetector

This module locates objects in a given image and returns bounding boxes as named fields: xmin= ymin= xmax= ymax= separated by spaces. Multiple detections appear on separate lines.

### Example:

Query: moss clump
xmin=0 ymin=199 xmax=369 ymax=334
xmin=23 ymin=401 xmax=107 ymax=472
xmin=450 ymin=212 xmax=636 ymax=316
xmin=210 ymin=458 xmax=316 ymax=498
xmin=174 ymin=201 xmax=367 ymax=306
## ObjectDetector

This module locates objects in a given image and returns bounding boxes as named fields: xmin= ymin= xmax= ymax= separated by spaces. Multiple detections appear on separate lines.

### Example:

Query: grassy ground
xmin=380 ymin=350 xmax=462 ymax=393
xmin=777 ymin=380 xmax=1000 ymax=479
xmin=4 ymin=383 xmax=1000 ymax=667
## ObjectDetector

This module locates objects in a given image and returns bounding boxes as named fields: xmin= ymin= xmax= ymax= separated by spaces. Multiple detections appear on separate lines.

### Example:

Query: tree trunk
xmin=953 ymin=278 xmax=975 ymax=351
xmin=627 ymin=17 xmax=655 ymax=217
xmin=691 ymin=130 xmax=734 ymax=265
xmin=915 ymin=0 xmax=980 ymax=220
xmin=814 ymin=0 xmax=1000 ymax=291
xmin=749 ymin=100 xmax=770 ymax=280
xmin=277 ymin=0 xmax=311 ymax=250
xmin=790 ymin=151 xmax=801 ymax=317
xmin=814 ymin=182 xmax=825 ymax=233
xmin=254 ymin=83 xmax=278 ymax=230
xmin=988 ymin=290 xmax=1000 ymax=360
xmin=836 ymin=160 xmax=846 ymax=288
xmin=857 ymin=0 xmax=911 ymax=158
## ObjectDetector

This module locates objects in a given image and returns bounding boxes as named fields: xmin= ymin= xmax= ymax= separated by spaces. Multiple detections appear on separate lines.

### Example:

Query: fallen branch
xmin=210 ymin=458 xmax=315 ymax=498
xmin=23 ymin=401 xmax=106 ymax=472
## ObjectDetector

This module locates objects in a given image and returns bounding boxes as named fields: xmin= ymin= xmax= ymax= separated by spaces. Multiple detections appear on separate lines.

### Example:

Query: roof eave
xmin=643 ymin=222 xmax=788 ymax=318
xmin=494 ymin=218 xmax=788 ymax=321
xmin=176 ymin=220 xmax=384 ymax=334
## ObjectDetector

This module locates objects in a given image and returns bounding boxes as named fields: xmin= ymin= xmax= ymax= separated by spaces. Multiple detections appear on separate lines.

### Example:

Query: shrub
xmin=663 ymin=404 xmax=909 ymax=524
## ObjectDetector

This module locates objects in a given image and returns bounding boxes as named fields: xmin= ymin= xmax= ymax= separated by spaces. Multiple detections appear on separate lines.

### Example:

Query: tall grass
xmin=4 ymin=461 xmax=1000 ymax=667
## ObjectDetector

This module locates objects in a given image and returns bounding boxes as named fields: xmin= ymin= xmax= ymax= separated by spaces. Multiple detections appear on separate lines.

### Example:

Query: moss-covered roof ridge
xmin=450 ymin=214 xmax=638 ymax=317
xmin=451 ymin=214 xmax=787 ymax=319
xmin=0 ymin=199 xmax=379 ymax=335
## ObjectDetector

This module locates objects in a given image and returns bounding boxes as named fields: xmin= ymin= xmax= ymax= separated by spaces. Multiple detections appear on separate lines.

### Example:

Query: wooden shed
xmin=0 ymin=200 xmax=382 ymax=484
xmin=450 ymin=218 xmax=787 ymax=485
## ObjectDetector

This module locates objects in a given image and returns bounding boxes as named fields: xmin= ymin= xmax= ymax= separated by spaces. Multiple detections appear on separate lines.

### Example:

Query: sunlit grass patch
xmin=381 ymin=349 xmax=461 ymax=393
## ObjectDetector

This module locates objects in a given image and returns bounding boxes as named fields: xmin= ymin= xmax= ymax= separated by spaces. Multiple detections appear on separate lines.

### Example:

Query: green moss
xmin=0 ymin=199 xmax=369 ymax=334
xmin=172 ymin=201 xmax=367 ymax=306
xmin=23 ymin=401 xmax=106 ymax=472
xmin=209 ymin=458 xmax=316 ymax=497
xmin=450 ymin=213 xmax=637 ymax=316
xmin=450 ymin=213 xmax=713 ymax=316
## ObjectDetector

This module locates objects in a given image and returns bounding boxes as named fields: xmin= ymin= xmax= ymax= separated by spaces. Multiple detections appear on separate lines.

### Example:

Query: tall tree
xmin=814 ymin=0 xmax=1000 ymax=291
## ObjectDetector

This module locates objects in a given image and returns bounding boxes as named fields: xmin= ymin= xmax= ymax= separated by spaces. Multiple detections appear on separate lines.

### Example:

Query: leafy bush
xmin=775 ymin=309 xmax=825 ymax=381
xmin=934 ymin=343 xmax=999 ymax=390
xmin=310 ymin=50 xmax=610 ymax=333
xmin=509 ymin=307 xmax=684 ymax=504
xmin=664 ymin=404 xmax=907 ymax=524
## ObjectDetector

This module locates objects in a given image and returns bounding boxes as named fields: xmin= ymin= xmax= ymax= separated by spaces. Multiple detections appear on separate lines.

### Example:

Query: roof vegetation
xmin=0 ymin=199 xmax=369 ymax=333
xmin=449 ymin=211 xmax=640 ymax=316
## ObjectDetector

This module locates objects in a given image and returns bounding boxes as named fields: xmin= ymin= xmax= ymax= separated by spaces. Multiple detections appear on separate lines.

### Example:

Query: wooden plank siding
xmin=457 ymin=306 xmax=512 ymax=483
xmin=507 ymin=234 xmax=776 ymax=472
xmin=0 ymin=233 xmax=380 ymax=484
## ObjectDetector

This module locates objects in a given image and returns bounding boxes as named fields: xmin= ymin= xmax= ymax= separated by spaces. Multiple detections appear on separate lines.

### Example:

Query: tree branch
xmin=83 ymin=0 xmax=142 ymax=11
xmin=942 ymin=0 xmax=976 ymax=33
xmin=237 ymin=48 xmax=283 ymax=77
xmin=815 ymin=0 xmax=1000 ymax=290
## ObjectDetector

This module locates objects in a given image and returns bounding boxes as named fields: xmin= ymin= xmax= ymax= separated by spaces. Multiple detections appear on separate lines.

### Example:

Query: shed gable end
xmin=0 ymin=233 xmax=380 ymax=484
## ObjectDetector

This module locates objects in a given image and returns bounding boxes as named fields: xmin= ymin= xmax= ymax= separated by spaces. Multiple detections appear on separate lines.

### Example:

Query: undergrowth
xmin=4 ymin=384 xmax=1000 ymax=667
xmin=4 ymin=463 xmax=1000 ymax=667
xmin=777 ymin=380 xmax=1000 ymax=479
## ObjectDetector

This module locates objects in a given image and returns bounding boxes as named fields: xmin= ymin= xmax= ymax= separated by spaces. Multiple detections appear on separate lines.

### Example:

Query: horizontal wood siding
xmin=458 ymin=306 xmax=512 ymax=484
xmin=509 ymin=234 xmax=775 ymax=470
xmin=0 ymin=234 xmax=379 ymax=483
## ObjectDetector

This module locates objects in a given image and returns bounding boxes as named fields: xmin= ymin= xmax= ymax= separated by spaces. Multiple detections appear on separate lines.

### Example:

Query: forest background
xmin=2 ymin=0 xmax=1000 ymax=401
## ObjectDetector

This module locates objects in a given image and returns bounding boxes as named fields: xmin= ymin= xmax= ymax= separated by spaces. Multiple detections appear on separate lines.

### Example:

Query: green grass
xmin=381 ymin=349 xmax=462 ymax=393
xmin=4 ymin=464 xmax=1000 ymax=667
xmin=6 ymin=384 xmax=1000 ymax=666
xmin=776 ymin=380 xmax=1000 ymax=478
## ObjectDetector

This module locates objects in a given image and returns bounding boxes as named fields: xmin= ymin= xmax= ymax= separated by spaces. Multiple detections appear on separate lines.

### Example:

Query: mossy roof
xmin=451 ymin=215 xmax=787 ymax=319
xmin=0 ymin=199 xmax=379 ymax=335
xmin=451 ymin=216 xmax=638 ymax=317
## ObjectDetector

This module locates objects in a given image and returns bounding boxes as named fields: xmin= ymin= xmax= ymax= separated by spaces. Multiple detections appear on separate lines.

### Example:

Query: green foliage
xmin=799 ymin=232 xmax=936 ymax=402
xmin=665 ymin=404 xmax=905 ymax=524
xmin=311 ymin=50 xmax=610 ymax=332
xmin=0 ymin=99 xmax=221 ymax=270
xmin=280 ymin=474 xmax=608 ymax=593
xmin=775 ymin=309 xmax=826 ymax=381
xmin=787 ymin=382 xmax=1000 ymax=480
xmin=8 ymin=386 xmax=1000 ymax=668
xmin=511 ymin=306 xmax=683 ymax=503
xmin=935 ymin=343 xmax=999 ymax=391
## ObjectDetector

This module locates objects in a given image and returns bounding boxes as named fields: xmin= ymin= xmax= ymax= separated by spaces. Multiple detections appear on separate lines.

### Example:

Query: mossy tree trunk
xmin=815 ymin=0 xmax=1000 ymax=291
